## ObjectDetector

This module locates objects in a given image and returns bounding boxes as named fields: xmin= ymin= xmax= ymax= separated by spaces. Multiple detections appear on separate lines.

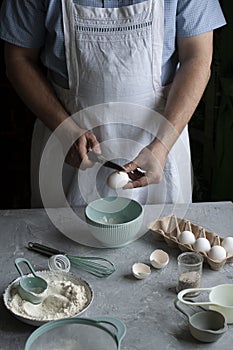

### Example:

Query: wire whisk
xmin=27 ymin=242 xmax=116 ymax=278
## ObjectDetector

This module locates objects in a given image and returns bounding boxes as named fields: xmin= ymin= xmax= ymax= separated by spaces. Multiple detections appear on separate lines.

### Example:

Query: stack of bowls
xmin=85 ymin=197 xmax=144 ymax=248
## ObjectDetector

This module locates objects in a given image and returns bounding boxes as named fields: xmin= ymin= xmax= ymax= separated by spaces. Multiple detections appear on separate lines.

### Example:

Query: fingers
xmin=87 ymin=133 xmax=101 ymax=154
xmin=123 ymin=161 xmax=139 ymax=173
xmin=123 ymin=159 xmax=149 ymax=188
xmin=123 ymin=169 xmax=162 ymax=189
xmin=65 ymin=144 xmax=81 ymax=168
xmin=65 ymin=130 xmax=101 ymax=170
xmin=123 ymin=147 xmax=165 ymax=188
xmin=79 ymin=132 xmax=101 ymax=170
xmin=123 ymin=175 xmax=149 ymax=189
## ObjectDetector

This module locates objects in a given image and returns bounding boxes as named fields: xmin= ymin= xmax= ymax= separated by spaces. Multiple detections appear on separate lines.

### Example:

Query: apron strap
xmin=61 ymin=0 xmax=80 ymax=92
xmin=151 ymin=0 xmax=164 ymax=92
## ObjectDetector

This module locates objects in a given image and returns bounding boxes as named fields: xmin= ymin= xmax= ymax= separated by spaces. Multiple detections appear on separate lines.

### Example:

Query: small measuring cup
xmin=178 ymin=284 xmax=233 ymax=324
xmin=175 ymin=299 xmax=227 ymax=342
xmin=15 ymin=258 xmax=48 ymax=304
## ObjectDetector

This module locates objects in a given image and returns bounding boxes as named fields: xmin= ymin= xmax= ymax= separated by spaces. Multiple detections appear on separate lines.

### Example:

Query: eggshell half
xmin=150 ymin=249 xmax=169 ymax=269
xmin=132 ymin=263 xmax=151 ymax=279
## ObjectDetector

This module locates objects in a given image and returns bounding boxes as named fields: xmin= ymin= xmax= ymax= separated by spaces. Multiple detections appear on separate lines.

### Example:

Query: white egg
xmin=193 ymin=237 xmax=211 ymax=253
xmin=107 ymin=171 xmax=129 ymax=189
xmin=208 ymin=245 xmax=227 ymax=261
xmin=178 ymin=230 xmax=196 ymax=245
xmin=221 ymin=237 xmax=233 ymax=254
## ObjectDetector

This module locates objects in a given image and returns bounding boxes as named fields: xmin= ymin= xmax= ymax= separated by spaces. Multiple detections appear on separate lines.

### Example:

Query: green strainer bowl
xmin=24 ymin=316 xmax=126 ymax=350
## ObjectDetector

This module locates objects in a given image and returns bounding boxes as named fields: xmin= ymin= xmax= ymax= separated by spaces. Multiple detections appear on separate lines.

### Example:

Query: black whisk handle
xmin=27 ymin=242 xmax=64 ymax=257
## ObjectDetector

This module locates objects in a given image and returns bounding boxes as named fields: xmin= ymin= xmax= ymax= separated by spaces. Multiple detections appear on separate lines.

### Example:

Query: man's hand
xmin=123 ymin=138 xmax=168 ymax=189
xmin=65 ymin=130 xmax=101 ymax=169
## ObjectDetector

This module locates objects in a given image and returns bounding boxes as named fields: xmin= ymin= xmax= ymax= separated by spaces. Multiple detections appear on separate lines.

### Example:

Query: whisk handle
xmin=27 ymin=242 xmax=65 ymax=257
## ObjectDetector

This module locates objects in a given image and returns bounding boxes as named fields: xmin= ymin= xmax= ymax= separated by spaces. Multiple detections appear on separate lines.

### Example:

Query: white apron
xmin=31 ymin=0 xmax=192 ymax=208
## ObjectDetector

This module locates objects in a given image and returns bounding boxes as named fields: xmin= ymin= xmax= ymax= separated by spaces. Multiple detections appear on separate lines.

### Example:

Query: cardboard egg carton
xmin=148 ymin=215 xmax=233 ymax=271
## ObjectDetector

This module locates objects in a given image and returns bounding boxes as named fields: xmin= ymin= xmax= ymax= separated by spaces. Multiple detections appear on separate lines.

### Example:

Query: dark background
xmin=0 ymin=46 xmax=35 ymax=209
xmin=0 ymin=0 xmax=232 ymax=209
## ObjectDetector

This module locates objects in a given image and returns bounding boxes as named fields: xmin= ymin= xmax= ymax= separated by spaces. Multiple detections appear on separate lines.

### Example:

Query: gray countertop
xmin=1 ymin=201 xmax=233 ymax=349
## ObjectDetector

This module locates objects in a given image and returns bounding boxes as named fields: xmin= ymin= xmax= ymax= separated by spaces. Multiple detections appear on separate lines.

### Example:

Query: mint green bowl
xmin=85 ymin=197 xmax=144 ymax=248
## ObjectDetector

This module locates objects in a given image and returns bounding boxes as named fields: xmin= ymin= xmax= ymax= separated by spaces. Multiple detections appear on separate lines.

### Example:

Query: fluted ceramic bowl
xmin=85 ymin=197 xmax=144 ymax=248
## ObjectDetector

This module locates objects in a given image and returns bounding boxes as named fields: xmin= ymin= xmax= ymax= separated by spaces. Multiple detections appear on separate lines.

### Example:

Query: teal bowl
xmin=85 ymin=197 xmax=144 ymax=248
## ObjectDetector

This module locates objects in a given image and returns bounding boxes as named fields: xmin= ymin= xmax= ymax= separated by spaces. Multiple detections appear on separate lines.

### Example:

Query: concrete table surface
xmin=0 ymin=201 xmax=233 ymax=349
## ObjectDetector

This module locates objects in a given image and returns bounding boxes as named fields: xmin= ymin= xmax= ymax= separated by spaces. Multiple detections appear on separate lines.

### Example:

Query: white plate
xmin=3 ymin=270 xmax=94 ymax=326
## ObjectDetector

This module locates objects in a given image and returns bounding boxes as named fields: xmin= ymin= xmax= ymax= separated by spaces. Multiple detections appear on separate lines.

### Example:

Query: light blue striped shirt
xmin=0 ymin=0 xmax=226 ymax=85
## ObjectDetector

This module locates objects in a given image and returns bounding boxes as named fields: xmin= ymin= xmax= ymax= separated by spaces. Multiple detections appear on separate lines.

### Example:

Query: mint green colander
xmin=24 ymin=316 xmax=126 ymax=350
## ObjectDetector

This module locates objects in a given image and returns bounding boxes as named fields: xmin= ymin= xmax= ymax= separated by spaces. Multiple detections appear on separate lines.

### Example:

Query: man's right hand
xmin=65 ymin=129 xmax=101 ymax=170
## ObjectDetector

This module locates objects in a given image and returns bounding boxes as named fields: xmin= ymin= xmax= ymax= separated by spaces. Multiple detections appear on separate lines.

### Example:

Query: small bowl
xmin=85 ymin=197 xmax=144 ymax=248
xmin=132 ymin=263 xmax=151 ymax=279
xmin=150 ymin=249 xmax=169 ymax=269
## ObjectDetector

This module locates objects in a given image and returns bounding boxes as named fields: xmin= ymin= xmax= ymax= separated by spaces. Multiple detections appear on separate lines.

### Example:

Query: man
xmin=0 ymin=0 xmax=226 ymax=207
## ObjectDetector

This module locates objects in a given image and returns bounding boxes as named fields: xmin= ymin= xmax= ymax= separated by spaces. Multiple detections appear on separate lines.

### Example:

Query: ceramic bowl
xmin=85 ymin=196 xmax=144 ymax=248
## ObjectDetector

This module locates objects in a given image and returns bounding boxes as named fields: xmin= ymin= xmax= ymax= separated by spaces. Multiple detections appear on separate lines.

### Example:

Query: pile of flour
xmin=8 ymin=272 xmax=88 ymax=321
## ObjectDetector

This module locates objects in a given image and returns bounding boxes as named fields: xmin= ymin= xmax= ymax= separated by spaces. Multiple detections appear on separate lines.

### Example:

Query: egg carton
xmin=148 ymin=215 xmax=233 ymax=271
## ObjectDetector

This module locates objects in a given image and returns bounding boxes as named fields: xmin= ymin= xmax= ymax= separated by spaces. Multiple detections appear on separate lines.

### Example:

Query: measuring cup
xmin=15 ymin=258 xmax=48 ymax=304
xmin=178 ymin=284 xmax=233 ymax=324
xmin=175 ymin=299 xmax=227 ymax=342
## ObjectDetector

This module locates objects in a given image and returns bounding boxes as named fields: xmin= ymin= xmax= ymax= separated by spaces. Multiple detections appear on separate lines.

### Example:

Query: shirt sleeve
xmin=176 ymin=0 xmax=226 ymax=38
xmin=0 ymin=0 xmax=46 ymax=48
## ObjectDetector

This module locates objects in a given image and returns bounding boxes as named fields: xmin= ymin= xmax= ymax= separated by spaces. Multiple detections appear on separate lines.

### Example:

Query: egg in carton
xmin=148 ymin=215 xmax=233 ymax=271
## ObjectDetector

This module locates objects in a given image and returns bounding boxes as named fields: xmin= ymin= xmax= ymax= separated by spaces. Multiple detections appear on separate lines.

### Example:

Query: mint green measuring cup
xmin=15 ymin=258 xmax=48 ymax=304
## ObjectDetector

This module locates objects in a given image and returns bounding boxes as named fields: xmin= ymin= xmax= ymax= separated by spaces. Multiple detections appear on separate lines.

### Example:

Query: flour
xmin=7 ymin=272 xmax=89 ymax=321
